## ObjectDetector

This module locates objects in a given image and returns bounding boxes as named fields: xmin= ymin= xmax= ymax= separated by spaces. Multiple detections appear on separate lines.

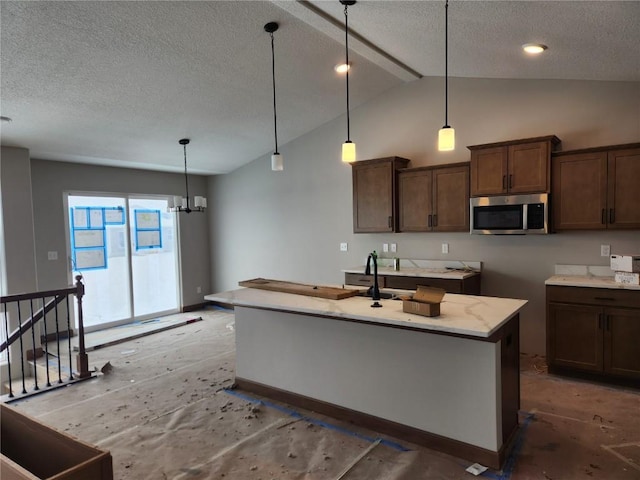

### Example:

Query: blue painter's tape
xmin=480 ymin=411 xmax=535 ymax=480
xmin=223 ymin=388 xmax=409 ymax=452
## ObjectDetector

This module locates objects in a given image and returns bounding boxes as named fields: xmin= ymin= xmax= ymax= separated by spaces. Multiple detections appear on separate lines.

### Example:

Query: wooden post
xmin=74 ymin=276 xmax=90 ymax=379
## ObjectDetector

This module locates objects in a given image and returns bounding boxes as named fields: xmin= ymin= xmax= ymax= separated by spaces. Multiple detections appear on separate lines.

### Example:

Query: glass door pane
xmin=68 ymin=195 xmax=131 ymax=330
xmin=128 ymin=198 xmax=179 ymax=317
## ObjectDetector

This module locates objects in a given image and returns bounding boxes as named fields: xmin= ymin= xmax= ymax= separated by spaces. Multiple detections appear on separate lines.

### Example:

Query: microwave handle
xmin=522 ymin=203 xmax=528 ymax=230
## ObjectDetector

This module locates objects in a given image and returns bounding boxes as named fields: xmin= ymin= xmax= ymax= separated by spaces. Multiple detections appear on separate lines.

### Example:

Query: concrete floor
xmin=8 ymin=307 xmax=640 ymax=480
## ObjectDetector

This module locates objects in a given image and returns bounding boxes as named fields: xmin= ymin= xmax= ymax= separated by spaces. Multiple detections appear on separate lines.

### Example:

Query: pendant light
xmin=438 ymin=0 xmax=455 ymax=151
xmin=168 ymin=139 xmax=207 ymax=213
xmin=264 ymin=22 xmax=283 ymax=171
xmin=340 ymin=0 xmax=356 ymax=163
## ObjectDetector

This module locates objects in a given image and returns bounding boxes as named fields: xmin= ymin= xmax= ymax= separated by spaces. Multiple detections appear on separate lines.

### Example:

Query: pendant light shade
xmin=168 ymin=139 xmax=206 ymax=214
xmin=265 ymin=22 xmax=283 ymax=172
xmin=342 ymin=141 xmax=356 ymax=163
xmin=271 ymin=153 xmax=283 ymax=171
xmin=340 ymin=0 xmax=356 ymax=163
xmin=438 ymin=126 xmax=455 ymax=151
xmin=438 ymin=0 xmax=455 ymax=152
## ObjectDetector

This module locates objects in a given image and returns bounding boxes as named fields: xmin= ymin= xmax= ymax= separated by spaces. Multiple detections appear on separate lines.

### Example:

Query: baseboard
xmin=41 ymin=329 xmax=75 ymax=343
xmin=182 ymin=302 xmax=209 ymax=313
xmin=235 ymin=377 xmax=508 ymax=470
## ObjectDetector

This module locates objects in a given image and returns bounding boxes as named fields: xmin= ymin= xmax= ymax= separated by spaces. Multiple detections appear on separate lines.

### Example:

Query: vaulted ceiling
xmin=1 ymin=1 xmax=639 ymax=174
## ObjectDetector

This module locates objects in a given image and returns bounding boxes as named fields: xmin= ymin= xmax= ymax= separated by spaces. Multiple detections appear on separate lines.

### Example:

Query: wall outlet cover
xmin=601 ymin=244 xmax=611 ymax=257
xmin=383 ymin=243 xmax=389 ymax=253
xmin=391 ymin=243 xmax=397 ymax=253
xmin=340 ymin=242 xmax=348 ymax=252
xmin=442 ymin=243 xmax=449 ymax=254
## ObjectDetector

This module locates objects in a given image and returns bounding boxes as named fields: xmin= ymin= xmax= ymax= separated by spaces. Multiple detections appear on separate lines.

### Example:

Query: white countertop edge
xmin=205 ymin=290 xmax=527 ymax=339
xmin=545 ymin=275 xmax=640 ymax=290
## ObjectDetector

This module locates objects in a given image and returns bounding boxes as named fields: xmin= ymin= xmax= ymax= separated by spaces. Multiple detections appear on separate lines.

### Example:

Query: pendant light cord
xmin=344 ymin=4 xmax=351 ymax=142
xmin=183 ymin=143 xmax=190 ymax=208
xmin=444 ymin=0 xmax=449 ymax=127
xmin=269 ymin=31 xmax=279 ymax=154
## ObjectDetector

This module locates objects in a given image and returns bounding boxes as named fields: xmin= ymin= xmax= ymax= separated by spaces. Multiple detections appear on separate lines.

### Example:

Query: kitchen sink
xmin=355 ymin=290 xmax=402 ymax=300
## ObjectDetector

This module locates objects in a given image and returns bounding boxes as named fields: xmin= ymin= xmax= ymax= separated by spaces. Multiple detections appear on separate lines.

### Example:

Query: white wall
xmin=208 ymin=76 xmax=640 ymax=355
xmin=0 ymin=147 xmax=38 ymax=295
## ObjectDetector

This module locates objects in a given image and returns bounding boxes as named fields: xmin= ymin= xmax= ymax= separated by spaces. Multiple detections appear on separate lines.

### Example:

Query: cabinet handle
xmin=502 ymin=175 xmax=507 ymax=190
xmin=388 ymin=216 xmax=392 ymax=228
xmin=509 ymin=175 xmax=513 ymax=189
xmin=428 ymin=214 xmax=432 ymax=227
xmin=601 ymin=208 xmax=606 ymax=225
xmin=433 ymin=214 xmax=438 ymax=227
xmin=609 ymin=208 xmax=615 ymax=224
xmin=605 ymin=316 xmax=610 ymax=331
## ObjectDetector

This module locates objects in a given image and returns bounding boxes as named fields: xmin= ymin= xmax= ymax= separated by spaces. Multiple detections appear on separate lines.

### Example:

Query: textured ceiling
xmin=1 ymin=1 xmax=639 ymax=175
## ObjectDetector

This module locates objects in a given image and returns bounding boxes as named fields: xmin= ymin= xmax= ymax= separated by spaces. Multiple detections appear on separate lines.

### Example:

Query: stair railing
xmin=1 ymin=276 xmax=89 ymax=400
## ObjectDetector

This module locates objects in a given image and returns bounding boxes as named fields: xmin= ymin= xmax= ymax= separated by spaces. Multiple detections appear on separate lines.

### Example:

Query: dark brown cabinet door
xmin=470 ymin=146 xmax=507 ymax=196
xmin=604 ymin=307 xmax=640 ymax=378
xmin=552 ymin=152 xmax=608 ymax=230
xmin=398 ymin=168 xmax=432 ymax=232
xmin=352 ymin=157 xmax=409 ymax=233
xmin=398 ymin=163 xmax=470 ymax=233
xmin=608 ymin=147 xmax=640 ymax=229
xmin=547 ymin=303 xmax=603 ymax=373
xmin=507 ymin=141 xmax=550 ymax=194
xmin=432 ymin=165 xmax=470 ymax=232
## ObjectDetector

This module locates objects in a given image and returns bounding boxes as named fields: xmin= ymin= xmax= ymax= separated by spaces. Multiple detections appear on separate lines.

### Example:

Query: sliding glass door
xmin=67 ymin=194 xmax=180 ymax=332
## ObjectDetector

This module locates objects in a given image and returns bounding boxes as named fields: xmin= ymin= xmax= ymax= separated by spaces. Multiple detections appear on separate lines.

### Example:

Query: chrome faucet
xmin=365 ymin=251 xmax=382 ymax=308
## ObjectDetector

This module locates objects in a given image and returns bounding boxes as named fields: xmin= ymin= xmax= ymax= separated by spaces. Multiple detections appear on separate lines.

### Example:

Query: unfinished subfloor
xmin=9 ymin=308 xmax=640 ymax=480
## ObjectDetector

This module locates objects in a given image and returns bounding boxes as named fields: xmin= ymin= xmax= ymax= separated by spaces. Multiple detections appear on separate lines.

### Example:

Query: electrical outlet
xmin=383 ymin=243 xmax=389 ymax=253
xmin=47 ymin=251 xmax=58 ymax=261
xmin=340 ymin=242 xmax=348 ymax=252
xmin=196 ymin=286 xmax=202 ymax=294
xmin=391 ymin=243 xmax=397 ymax=253
xmin=442 ymin=243 xmax=449 ymax=254
xmin=601 ymin=244 xmax=610 ymax=257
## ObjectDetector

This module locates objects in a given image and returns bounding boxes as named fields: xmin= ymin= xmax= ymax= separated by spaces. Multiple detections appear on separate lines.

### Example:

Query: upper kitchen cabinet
xmin=398 ymin=163 xmax=470 ymax=232
xmin=352 ymin=157 xmax=410 ymax=233
xmin=552 ymin=143 xmax=640 ymax=230
xmin=468 ymin=136 xmax=561 ymax=196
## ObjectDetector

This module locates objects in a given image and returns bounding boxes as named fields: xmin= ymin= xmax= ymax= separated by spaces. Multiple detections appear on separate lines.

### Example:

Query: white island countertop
xmin=205 ymin=288 xmax=526 ymax=339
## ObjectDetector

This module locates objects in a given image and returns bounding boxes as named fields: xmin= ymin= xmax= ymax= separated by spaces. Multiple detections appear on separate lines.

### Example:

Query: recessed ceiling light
xmin=334 ymin=63 xmax=351 ymax=73
xmin=522 ymin=43 xmax=548 ymax=55
xmin=0 ymin=116 xmax=12 ymax=123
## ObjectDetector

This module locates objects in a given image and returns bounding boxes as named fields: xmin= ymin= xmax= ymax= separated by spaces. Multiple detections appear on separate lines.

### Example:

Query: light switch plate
xmin=601 ymin=244 xmax=610 ymax=257
xmin=383 ymin=243 xmax=389 ymax=253
xmin=340 ymin=242 xmax=348 ymax=252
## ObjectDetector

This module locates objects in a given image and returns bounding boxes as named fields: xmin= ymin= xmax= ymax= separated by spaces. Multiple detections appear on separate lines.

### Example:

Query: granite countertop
xmin=545 ymin=275 xmax=640 ymax=290
xmin=205 ymin=288 xmax=526 ymax=339
xmin=343 ymin=259 xmax=481 ymax=280
xmin=545 ymin=264 xmax=640 ymax=290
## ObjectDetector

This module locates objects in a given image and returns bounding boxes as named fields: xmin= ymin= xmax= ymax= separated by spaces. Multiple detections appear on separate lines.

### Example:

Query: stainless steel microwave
xmin=470 ymin=193 xmax=549 ymax=234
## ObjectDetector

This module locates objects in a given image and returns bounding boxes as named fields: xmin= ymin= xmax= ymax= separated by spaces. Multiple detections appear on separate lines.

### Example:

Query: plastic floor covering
xmin=10 ymin=308 xmax=640 ymax=480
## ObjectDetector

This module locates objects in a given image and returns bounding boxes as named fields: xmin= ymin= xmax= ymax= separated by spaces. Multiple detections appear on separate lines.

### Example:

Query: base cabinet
xmin=546 ymin=286 xmax=640 ymax=384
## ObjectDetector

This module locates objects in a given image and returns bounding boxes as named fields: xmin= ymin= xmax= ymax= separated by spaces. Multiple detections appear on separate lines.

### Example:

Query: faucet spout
xmin=365 ymin=251 xmax=382 ymax=307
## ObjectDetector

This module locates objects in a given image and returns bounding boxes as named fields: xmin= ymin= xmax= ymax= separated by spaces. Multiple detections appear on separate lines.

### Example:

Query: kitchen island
xmin=205 ymin=287 xmax=527 ymax=469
